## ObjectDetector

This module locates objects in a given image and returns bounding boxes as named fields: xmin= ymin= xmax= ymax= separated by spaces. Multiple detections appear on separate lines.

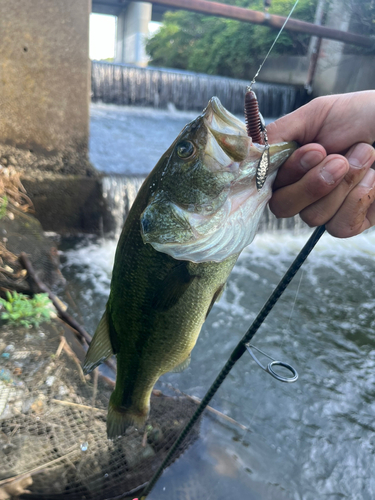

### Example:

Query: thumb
xmin=266 ymin=107 xmax=310 ymax=145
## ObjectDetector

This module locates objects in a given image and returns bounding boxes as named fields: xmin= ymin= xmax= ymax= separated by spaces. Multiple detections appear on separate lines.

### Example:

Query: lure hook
xmin=245 ymin=343 xmax=298 ymax=383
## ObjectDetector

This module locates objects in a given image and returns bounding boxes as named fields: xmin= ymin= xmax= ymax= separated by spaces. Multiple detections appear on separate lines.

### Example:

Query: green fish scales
xmin=83 ymin=97 xmax=297 ymax=438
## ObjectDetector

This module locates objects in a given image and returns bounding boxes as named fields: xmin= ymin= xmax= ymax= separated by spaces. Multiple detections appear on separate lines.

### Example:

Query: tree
xmin=146 ymin=0 xmax=319 ymax=79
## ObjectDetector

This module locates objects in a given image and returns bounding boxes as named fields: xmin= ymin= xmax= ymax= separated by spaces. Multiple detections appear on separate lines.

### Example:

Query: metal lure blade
xmin=256 ymin=145 xmax=270 ymax=191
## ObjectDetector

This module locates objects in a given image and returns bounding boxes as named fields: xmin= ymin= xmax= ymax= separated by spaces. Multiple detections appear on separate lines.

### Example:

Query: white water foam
xmin=63 ymin=227 xmax=375 ymax=308
xmin=62 ymin=226 xmax=375 ymax=499
xmin=63 ymin=239 xmax=116 ymax=297
xmin=236 ymin=228 xmax=375 ymax=274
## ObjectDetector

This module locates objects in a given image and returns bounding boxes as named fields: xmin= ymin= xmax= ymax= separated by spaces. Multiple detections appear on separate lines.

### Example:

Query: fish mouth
xmin=141 ymin=96 xmax=298 ymax=264
xmin=203 ymin=97 xmax=297 ymax=176
xmin=200 ymin=96 xmax=297 ymax=195
xmin=202 ymin=97 xmax=253 ymax=167
xmin=203 ymin=97 xmax=297 ymax=174
xmin=203 ymin=97 xmax=247 ymax=138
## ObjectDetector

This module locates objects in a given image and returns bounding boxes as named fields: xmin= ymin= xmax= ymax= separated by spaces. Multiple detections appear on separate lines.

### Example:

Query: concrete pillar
xmin=313 ymin=0 xmax=350 ymax=96
xmin=0 ymin=0 xmax=90 ymax=159
xmin=0 ymin=0 xmax=113 ymax=235
xmin=115 ymin=2 xmax=152 ymax=66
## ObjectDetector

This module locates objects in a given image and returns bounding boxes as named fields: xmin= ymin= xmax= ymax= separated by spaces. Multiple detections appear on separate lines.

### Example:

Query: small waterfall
xmin=91 ymin=61 xmax=304 ymax=117
xmin=258 ymin=206 xmax=308 ymax=233
xmin=102 ymin=175 xmax=146 ymax=237
xmin=103 ymin=175 xmax=308 ymax=238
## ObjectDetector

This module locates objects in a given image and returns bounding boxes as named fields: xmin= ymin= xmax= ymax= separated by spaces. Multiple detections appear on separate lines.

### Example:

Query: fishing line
xmin=247 ymin=0 xmax=300 ymax=91
xmin=140 ymin=2 xmax=318 ymax=497
xmin=286 ymin=269 xmax=304 ymax=333
xmin=241 ymin=271 xmax=305 ymax=447
xmin=245 ymin=0 xmax=299 ymax=190
xmin=278 ymin=268 xmax=305 ymax=353
xmin=140 ymin=225 xmax=326 ymax=499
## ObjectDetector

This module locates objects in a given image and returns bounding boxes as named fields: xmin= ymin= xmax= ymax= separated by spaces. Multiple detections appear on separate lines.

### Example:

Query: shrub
xmin=0 ymin=291 xmax=56 ymax=328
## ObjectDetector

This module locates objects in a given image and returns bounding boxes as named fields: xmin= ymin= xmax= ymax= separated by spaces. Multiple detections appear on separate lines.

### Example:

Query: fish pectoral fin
xmin=205 ymin=283 xmax=225 ymax=320
xmin=83 ymin=309 xmax=114 ymax=374
xmin=152 ymin=264 xmax=195 ymax=312
xmin=170 ymin=354 xmax=191 ymax=373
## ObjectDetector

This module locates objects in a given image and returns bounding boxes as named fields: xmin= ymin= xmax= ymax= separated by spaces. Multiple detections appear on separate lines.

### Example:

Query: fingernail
xmin=347 ymin=144 xmax=373 ymax=169
xmin=300 ymin=150 xmax=325 ymax=171
xmin=359 ymin=168 xmax=375 ymax=188
xmin=320 ymin=158 xmax=347 ymax=185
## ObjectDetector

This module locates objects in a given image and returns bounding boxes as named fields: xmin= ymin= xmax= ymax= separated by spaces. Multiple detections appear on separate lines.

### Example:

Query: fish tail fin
xmin=107 ymin=397 xmax=149 ymax=439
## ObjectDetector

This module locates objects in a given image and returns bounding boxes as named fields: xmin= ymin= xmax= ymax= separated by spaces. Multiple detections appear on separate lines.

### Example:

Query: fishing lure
xmin=244 ymin=89 xmax=262 ymax=144
xmin=244 ymin=89 xmax=270 ymax=191
xmin=243 ymin=0 xmax=300 ymax=193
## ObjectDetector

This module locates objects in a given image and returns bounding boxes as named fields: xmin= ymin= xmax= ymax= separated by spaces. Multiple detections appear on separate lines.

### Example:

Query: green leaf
xmin=146 ymin=0 xmax=319 ymax=79
xmin=0 ymin=291 xmax=54 ymax=329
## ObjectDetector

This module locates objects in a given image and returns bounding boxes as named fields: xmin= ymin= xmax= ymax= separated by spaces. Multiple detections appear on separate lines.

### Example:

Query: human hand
xmin=267 ymin=91 xmax=375 ymax=238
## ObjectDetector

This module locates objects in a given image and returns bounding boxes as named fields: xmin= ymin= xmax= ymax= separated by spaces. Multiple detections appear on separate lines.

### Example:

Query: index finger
xmin=273 ymin=144 xmax=326 ymax=190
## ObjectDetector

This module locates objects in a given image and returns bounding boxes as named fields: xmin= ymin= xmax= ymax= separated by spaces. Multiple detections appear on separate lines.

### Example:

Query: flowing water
xmin=91 ymin=61 xmax=302 ymax=116
xmin=62 ymin=103 xmax=375 ymax=499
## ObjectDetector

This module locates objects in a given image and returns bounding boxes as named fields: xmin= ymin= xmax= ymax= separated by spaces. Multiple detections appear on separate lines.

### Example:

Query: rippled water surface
xmin=65 ymin=104 xmax=375 ymax=499
xmin=89 ymin=103 xmax=199 ymax=175
xmin=62 ymin=230 xmax=375 ymax=499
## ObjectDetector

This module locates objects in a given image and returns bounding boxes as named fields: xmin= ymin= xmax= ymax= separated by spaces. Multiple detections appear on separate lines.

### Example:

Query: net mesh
xmin=0 ymin=320 xmax=200 ymax=499
xmin=0 ymin=161 xmax=201 ymax=499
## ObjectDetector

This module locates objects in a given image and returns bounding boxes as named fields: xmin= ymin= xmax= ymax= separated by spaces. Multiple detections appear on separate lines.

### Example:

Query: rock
xmin=0 ymin=208 xmax=66 ymax=295
xmin=124 ymin=432 xmax=156 ymax=469
xmin=22 ymin=176 xmax=115 ymax=235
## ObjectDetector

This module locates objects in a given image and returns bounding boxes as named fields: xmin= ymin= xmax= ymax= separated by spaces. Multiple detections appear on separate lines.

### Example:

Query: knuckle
xmin=342 ymin=167 xmax=367 ymax=190
xmin=326 ymin=222 xmax=360 ymax=239
xmin=269 ymin=198 xmax=297 ymax=219
xmin=269 ymin=206 xmax=292 ymax=219
xmin=342 ymin=171 xmax=356 ymax=189
xmin=304 ymin=176 xmax=330 ymax=201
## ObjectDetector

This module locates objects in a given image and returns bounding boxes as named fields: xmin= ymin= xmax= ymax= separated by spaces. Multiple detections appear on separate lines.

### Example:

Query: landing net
xmin=0 ymin=321 xmax=200 ymax=499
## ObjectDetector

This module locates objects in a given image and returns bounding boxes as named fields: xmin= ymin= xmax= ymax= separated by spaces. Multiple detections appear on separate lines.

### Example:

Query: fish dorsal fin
xmin=170 ymin=354 xmax=191 ymax=373
xmin=83 ymin=309 xmax=114 ymax=374
xmin=152 ymin=264 xmax=195 ymax=312
xmin=205 ymin=283 xmax=225 ymax=320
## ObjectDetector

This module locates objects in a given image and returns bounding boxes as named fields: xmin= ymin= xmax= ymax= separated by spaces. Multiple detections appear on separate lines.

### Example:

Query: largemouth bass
xmin=83 ymin=97 xmax=297 ymax=438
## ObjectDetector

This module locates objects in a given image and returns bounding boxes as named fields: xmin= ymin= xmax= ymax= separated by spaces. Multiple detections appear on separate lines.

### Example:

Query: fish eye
xmin=176 ymin=140 xmax=195 ymax=159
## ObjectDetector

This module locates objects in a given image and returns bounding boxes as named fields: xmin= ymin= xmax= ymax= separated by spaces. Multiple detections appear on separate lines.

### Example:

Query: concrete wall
xmin=314 ymin=50 xmax=375 ymax=96
xmin=312 ymin=0 xmax=375 ymax=96
xmin=0 ymin=0 xmax=91 ymax=156
xmin=332 ymin=54 xmax=375 ymax=94
xmin=259 ymin=56 xmax=309 ymax=86
xmin=259 ymin=1 xmax=375 ymax=96
xmin=260 ymin=52 xmax=375 ymax=96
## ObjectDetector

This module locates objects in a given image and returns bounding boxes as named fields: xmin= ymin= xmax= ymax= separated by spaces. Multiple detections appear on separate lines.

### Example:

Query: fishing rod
xmin=140 ymin=225 xmax=326 ymax=499
xmin=137 ymin=1 xmax=328 ymax=497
